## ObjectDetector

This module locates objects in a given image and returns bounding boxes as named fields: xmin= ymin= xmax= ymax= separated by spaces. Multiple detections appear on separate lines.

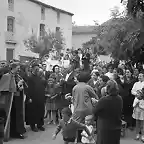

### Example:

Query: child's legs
xmin=47 ymin=110 xmax=52 ymax=121
xmin=140 ymin=120 xmax=144 ymax=135
xmin=136 ymin=120 xmax=141 ymax=134
xmin=52 ymin=110 xmax=57 ymax=123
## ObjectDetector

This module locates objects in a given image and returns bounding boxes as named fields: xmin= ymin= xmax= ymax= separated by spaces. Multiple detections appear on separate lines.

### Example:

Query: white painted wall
xmin=0 ymin=0 xmax=73 ymax=60
xmin=72 ymin=33 xmax=96 ymax=49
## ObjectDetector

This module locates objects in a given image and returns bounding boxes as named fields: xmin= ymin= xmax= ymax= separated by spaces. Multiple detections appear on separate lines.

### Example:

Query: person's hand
xmin=91 ymin=98 xmax=98 ymax=103
xmin=18 ymin=80 xmax=23 ymax=87
xmin=45 ymin=94 xmax=51 ymax=97
xmin=19 ymin=85 xmax=24 ymax=91
xmin=65 ymin=93 xmax=71 ymax=99
xmin=29 ymin=99 xmax=32 ymax=103
xmin=52 ymin=134 xmax=56 ymax=140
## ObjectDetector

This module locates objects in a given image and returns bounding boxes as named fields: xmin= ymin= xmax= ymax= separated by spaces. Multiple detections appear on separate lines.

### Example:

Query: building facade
xmin=72 ymin=26 xmax=97 ymax=49
xmin=0 ymin=0 xmax=73 ymax=61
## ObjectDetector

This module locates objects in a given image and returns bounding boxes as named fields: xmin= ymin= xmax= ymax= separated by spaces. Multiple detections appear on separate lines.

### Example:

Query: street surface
xmin=4 ymin=124 xmax=141 ymax=144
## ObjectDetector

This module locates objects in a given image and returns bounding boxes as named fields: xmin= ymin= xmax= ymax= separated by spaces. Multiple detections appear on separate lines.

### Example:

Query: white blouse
xmin=131 ymin=81 xmax=144 ymax=96
xmin=133 ymin=97 xmax=144 ymax=109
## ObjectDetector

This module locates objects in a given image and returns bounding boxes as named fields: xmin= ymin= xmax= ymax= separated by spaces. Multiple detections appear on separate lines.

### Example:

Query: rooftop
xmin=29 ymin=0 xmax=74 ymax=16
xmin=72 ymin=26 xmax=97 ymax=35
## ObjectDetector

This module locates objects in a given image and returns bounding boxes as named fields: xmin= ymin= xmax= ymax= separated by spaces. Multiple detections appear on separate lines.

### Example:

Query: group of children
xmin=52 ymin=107 xmax=95 ymax=144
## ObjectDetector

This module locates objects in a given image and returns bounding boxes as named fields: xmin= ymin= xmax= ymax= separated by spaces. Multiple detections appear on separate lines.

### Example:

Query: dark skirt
xmin=97 ymin=129 xmax=121 ymax=144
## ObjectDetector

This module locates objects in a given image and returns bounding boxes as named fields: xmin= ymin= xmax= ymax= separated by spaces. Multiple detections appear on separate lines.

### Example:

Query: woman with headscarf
xmin=72 ymin=71 xmax=98 ymax=143
xmin=93 ymin=80 xmax=123 ymax=144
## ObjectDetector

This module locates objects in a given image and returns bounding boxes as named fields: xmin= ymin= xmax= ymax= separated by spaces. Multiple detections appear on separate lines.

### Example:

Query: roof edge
xmin=28 ymin=0 xmax=74 ymax=16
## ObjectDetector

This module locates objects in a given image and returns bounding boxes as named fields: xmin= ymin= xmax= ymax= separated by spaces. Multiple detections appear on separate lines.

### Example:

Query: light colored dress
xmin=81 ymin=125 xmax=95 ymax=144
xmin=132 ymin=97 xmax=144 ymax=120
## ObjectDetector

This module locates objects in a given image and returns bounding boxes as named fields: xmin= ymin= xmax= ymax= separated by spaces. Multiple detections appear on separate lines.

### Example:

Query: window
xmin=40 ymin=24 xmax=45 ymax=36
xmin=8 ymin=0 xmax=14 ymax=11
xmin=57 ymin=12 xmax=60 ymax=24
xmin=7 ymin=17 xmax=14 ymax=32
xmin=6 ymin=48 xmax=14 ymax=61
xmin=41 ymin=6 xmax=45 ymax=20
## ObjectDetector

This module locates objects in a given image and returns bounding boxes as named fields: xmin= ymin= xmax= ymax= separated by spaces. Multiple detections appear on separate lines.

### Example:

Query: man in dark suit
xmin=42 ymin=63 xmax=51 ymax=80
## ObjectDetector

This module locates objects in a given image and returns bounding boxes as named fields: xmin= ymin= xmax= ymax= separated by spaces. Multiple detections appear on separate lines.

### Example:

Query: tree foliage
xmin=23 ymin=30 xmax=65 ymax=57
xmin=83 ymin=4 xmax=144 ymax=63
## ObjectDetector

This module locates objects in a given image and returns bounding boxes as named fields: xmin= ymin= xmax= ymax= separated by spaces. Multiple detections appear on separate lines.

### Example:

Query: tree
xmin=110 ymin=6 xmax=121 ymax=18
xmin=23 ymin=29 xmax=65 ymax=57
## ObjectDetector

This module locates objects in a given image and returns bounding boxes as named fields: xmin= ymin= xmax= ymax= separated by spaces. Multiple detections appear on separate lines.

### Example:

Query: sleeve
xmin=54 ymin=120 xmax=62 ymax=135
xmin=74 ymin=121 xmax=91 ymax=136
xmin=101 ymin=87 xmax=106 ymax=97
xmin=87 ymin=85 xmax=99 ymax=100
xmin=93 ymin=97 xmax=105 ymax=116
xmin=133 ymin=97 xmax=139 ymax=107
xmin=131 ymin=83 xmax=137 ymax=96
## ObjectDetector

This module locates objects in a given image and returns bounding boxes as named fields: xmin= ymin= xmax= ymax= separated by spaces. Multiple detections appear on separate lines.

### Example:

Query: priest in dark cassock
xmin=0 ymin=62 xmax=26 ymax=139
xmin=10 ymin=63 xmax=26 ymax=139
xmin=25 ymin=64 xmax=46 ymax=132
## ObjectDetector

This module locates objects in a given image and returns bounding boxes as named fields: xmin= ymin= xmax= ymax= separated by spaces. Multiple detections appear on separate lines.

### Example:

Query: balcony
xmin=5 ymin=31 xmax=17 ymax=43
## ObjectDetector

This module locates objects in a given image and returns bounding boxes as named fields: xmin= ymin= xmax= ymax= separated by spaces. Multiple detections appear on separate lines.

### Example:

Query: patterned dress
xmin=132 ymin=97 xmax=144 ymax=120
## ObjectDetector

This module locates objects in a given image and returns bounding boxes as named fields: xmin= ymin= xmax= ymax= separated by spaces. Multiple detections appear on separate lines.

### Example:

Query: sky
xmin=41 ymin=0 xmax=124 ymax=25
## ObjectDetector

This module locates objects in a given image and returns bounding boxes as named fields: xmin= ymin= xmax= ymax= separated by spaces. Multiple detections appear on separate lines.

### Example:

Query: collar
xmin=67 ymin=118 xmax=72 ymax=124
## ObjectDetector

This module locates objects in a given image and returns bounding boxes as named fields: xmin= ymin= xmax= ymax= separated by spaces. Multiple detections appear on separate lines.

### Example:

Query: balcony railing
xmin=5 ymin=31 xmax=16 ymax=43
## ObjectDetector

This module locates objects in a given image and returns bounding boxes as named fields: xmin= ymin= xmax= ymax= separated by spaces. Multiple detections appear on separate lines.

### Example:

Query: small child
xmin=132 ymin=88 xmax=144 ymax=141
xmin=52 ymin=107 xmax=91 ymax=144
xmin=81 ymin=115 xmax=95 ymax=144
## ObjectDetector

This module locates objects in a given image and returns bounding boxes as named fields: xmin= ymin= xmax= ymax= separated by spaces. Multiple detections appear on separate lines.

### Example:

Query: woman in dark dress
xmin=119 ymin=69 xmax=136 ymax=129
xmin=93 ymin=80 xmax=123 ymax=144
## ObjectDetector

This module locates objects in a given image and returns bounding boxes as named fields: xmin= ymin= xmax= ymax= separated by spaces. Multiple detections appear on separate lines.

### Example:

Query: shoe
xmin=135 ymin=134 xmax=140 ymax=140
xmin=11 ymin=134 xmax=26 ymax=139
xmin=31 ymin=127 xmax=38 ymax=132
xmin=18 ymin=134 xmax=25 ymax=139
xmin=37 ymin=126 xmax=45 ymax=131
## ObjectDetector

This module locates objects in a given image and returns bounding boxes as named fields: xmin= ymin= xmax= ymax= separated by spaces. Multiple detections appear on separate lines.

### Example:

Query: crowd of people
xmin=0 ymin=48 xmax=144 ymax=144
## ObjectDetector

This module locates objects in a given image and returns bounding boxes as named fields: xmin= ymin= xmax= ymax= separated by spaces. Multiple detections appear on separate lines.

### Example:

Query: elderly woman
xmin=93 ymin=80 xmax=123 ymax=144
xmin=72 ymin=71 xmax=99 ymax=142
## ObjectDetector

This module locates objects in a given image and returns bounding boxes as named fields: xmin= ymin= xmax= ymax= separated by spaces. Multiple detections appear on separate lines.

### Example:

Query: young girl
xmin=81 ymin=115 xmax=95 ymax=144
xmin=45 ymin=78 xmax=59 ymax=125
xmin=132 ymin=88 xmax=144 ymax=141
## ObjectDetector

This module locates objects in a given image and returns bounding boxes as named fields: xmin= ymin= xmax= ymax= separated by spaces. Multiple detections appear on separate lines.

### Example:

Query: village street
xmin=5 ymin=124 xmax=141 ymax=144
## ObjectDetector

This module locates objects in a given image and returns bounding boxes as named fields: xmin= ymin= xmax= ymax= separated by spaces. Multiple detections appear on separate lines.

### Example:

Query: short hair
xmin=61 ymin=107 xmax=72 ymax=117
xmin=77 ymin=71 xmax=91 ymax=83
xmin=100 ymin=75 xmax=109 ymax=83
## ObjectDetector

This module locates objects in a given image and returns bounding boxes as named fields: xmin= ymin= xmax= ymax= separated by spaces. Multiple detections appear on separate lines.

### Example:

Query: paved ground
xmin=4 ymin=124 xmax=142 ymax=144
